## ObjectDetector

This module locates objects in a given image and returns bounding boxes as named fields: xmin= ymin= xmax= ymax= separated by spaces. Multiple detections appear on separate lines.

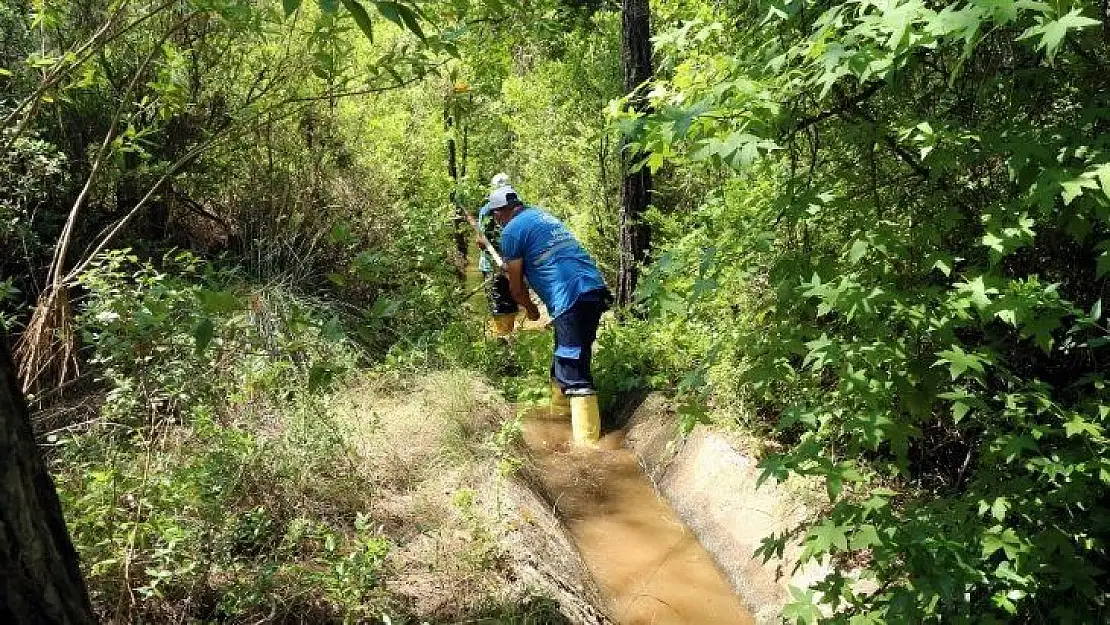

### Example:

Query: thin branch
xmin=283 ymin=71 xmax=438 ymax=103
xmin=781 ymin=81 xmax=884 ymax=139
xmin=169 ymin=187 xmax=232 ymax=232
xmin=47 ymin=15 xmax=193 ymax=288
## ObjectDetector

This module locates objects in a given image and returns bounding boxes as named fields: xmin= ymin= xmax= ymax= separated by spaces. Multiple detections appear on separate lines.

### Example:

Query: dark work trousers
xmin=484 ymin=271 xmax=520 ymax=315
xmin=551 ymin=289 xmax=611 ymax=393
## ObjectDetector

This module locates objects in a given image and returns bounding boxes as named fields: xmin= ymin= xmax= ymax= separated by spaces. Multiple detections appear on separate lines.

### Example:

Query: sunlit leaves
xmin=979 ymin=211 xmax=1034 ymax=262
xmin=953 ymin=276 xmax=996 ymax=311
xmin=981 ymin=525 xmax=1025 ymax=560
xmin=625 ymin=0 xmax=1110 ymax=619
xmin=803 ymin=519 xmax=849 ymax=559
xmin=783 ymin=586 xmax=821 ymax=625
xmin=1017 ymin=8 xmax=1101 ymax=62
xmin=690 ymin=131 xmax=778 ymax=168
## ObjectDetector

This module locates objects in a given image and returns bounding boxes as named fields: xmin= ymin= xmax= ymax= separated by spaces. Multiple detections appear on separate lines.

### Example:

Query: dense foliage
xmin=631 ymin=0 xmax=1110 ymax=621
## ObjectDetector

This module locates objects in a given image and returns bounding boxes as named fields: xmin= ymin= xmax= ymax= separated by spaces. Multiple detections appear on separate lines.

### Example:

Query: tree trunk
xmin=445 ymin=102 xmax=467 ymax=279
xmin=616 ymin=0 xmax=654 ymax=310
xmin=0 ymin=340 xmax=95 ymax=624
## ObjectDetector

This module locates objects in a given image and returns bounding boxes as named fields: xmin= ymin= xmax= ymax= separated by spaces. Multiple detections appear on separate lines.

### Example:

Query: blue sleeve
xmin=500 ymin=222 xmax=523 ymax=261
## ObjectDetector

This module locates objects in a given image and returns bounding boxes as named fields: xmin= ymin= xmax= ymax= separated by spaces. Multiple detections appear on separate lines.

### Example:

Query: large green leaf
xmin=1018 ymin=9 xmax=1101 ymax=62
xmin=341 ymin=0 xmax=374 ymax=42
xmin=283 ymin=0 xmax=303 ymax=17
xmin=194 ymin=317 xmax=214 ymax=355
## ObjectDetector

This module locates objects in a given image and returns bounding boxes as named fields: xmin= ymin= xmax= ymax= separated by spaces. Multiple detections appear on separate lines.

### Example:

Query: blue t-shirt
xmin=499 ymin=207 xmax=607 ymax=318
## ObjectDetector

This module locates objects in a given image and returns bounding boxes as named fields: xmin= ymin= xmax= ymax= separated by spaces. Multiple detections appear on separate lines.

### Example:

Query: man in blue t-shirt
xmin=487 ymin=185 xmax=612 ymax=446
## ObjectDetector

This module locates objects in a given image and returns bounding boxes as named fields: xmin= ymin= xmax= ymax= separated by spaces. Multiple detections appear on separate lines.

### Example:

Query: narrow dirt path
xmin=521 ymin=407 xmax=755 ymax=624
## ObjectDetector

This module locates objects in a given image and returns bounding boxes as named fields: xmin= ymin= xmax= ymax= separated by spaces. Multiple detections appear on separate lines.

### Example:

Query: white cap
xmin=488 ymin=185 xmax=521 ymax=210
xmin=490 ymin=172 xmax=510 ymax=189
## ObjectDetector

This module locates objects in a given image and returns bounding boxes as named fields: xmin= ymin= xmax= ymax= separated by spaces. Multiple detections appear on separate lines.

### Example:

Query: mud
xmin=520 ymin=409 xmax=754 ymax=625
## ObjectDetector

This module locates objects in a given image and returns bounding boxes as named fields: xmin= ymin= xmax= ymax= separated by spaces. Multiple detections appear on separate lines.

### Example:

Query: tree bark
xmin=616 ymin=0 xmax=654 ymax=310
xmin=0 ymin=340 xmax=95 ymax=624
xmin=445 ymin=102 xmax=467 ymax=279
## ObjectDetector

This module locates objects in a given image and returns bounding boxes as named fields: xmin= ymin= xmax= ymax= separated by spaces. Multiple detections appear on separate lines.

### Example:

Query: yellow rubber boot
xmin=550 ymin=380 xmax=571 ymax=418
xmin=569 ymin=394 xmax=601 ymax=446
xmin=492 ymin=312 xmax=518 ymax=337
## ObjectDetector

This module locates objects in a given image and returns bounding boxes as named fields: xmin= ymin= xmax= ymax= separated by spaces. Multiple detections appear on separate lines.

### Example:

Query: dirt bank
xmin=336 ymin=371 xmax=612 ymax=622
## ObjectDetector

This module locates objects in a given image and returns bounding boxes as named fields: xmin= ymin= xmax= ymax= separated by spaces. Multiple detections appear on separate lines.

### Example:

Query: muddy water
xmin=522 ymin=409 xmax=754 ymax=625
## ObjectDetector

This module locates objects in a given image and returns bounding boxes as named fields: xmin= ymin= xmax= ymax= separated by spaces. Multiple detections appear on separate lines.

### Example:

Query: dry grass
xmin=14 ymin=284 xmax=79 ymax=394
xmin=331 ymin=370 xmax=530 ymax=619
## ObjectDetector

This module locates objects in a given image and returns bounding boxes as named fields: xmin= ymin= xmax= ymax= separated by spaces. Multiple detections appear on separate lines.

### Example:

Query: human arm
xmin=505 ymin=259 xmax=540 ymax=321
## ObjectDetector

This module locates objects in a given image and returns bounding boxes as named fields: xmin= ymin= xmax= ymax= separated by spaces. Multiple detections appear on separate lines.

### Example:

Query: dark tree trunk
xmin=445 ymin=103 xmax=467 ymax=279
xmin=616 ymin=0 xmax=654 ymax=310
xmin=0 ymin=340 xmax=95 ymax=624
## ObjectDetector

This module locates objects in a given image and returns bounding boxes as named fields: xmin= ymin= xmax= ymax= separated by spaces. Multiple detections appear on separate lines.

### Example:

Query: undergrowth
xmin=51 ymin=250 xmax=555 ymax=623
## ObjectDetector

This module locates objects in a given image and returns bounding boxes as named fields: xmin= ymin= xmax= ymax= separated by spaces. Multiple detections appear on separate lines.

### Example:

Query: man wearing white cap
xmin=487 ymin=185 xmax=611 ymax=446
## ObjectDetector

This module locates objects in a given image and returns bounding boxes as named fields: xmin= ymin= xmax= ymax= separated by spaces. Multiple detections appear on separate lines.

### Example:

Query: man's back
xmin=499 ymin=207 xmax=606 ymax=319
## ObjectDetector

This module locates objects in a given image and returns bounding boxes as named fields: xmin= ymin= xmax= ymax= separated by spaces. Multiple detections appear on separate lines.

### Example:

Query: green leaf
xmin=198 ymin=289 xmax=238 ymax=315
xmin=953 ymin=400 xmax=970 ymax=422
xmin=782 ymin=586 xmax=820 ymax=625
xmin=850 ymin=524 xmax=882 ymax=550
xmin=341 ymin=0 xmax=374 ymax=42
xmin=935 ymin=345 xmax=987 ymax=380
xmin=982 ymin=526 xmax=1024 ymax=559
xmin=1064 ymin=415 xmax=1103 ymax=438
xmin=932 ymin=257 xmax=953 ymax=276
xmin=983 ymin=497 xmax=1009 ymax=521
xmin=283 ymin=0 xmax=302 ymax=16
xmin=318 ymin=0 xmax=340 ymax=13
xmin=194 ymin=318 xmax=214 ymax=355
xmin=395 ymin=3 xmax=425 ymax=39
xmin=805 ymin=519 xmax=849 ymax=555
xmin=1093 ymin=163 xmax=1110 ymax=200
xmin=849 ymin=239 xmax=868 ymax=264
xmin=982 ymin=231 xmax=1005 ymax=254
xmin=1060 ymin=175 xmax=1099 ymax=205
xmin=1019 ymin=9 xmax=1101 ymax=62
xmin=1098 ymin=251 xmax=1110 ymax=279
xmin=374 ymin=1 xmax=404 ymax=28
xmin=962 ymin=276 xmax=996 ymax=309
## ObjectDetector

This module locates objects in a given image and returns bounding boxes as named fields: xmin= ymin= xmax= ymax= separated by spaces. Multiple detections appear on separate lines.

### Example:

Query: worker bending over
xmin=488 ymin=185 xmax=612 ymax=446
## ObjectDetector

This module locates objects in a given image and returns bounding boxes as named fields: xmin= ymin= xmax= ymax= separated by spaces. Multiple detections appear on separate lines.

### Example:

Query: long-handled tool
xmin=463 ymin=210 xmax=505 ymax=271
xmin=454 ymin=206 xmax=501 ymax=304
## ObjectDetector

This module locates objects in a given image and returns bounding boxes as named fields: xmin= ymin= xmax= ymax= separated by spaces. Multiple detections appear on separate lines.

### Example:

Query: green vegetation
xmin=626 ymin=0 xmax=1110 ymax=622
xmin=2 ymin=0 xmax=1108 ymax=622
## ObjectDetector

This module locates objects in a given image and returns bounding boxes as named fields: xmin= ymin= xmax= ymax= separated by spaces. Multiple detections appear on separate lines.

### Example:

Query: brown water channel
xmin=521 ymin=408 xmax=754 ymax=625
